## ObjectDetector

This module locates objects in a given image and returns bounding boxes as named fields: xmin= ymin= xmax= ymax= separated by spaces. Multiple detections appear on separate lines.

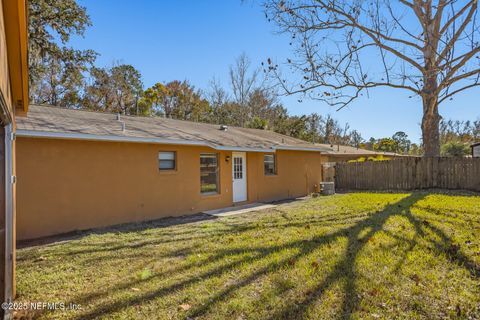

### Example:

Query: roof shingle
xmin=17 ymin=105 xmax=332 ymax=152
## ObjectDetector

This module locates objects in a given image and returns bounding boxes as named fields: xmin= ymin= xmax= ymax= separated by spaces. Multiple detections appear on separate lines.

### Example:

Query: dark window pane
xmin=159 ymin=160 xmax=175 ymax=170
xmin=264 ymin=154 xmax=276 ymax=175
xmin=200 ymin=153 xmax=219 ymax=194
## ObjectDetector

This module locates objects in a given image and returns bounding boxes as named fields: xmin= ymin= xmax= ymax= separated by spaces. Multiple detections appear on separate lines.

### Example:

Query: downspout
xmin=4 ymin=124 xmax=14 ymax=320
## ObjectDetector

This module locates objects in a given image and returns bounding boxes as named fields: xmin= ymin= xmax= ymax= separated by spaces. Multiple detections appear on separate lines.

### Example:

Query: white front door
xmin=232 ymin=152 xmax=247 ymax=202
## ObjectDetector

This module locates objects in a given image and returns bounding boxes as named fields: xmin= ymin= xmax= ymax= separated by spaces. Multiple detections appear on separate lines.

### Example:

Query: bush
xmin=441 ymin=142 xmax=470 ymax=157
xmin=348 ymin=155 xmax=391 ymax=163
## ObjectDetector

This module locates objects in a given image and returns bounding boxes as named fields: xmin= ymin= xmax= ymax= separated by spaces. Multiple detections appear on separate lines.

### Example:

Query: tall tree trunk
xmin=421 ymin=94 xmax=441 ymax=157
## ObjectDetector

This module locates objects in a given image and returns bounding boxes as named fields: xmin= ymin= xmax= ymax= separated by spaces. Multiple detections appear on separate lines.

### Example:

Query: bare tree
xmin=207 ymin=77 xmax=230 ymax=109
xmin=230 ymin=53 xmax=260 ymax=105
xmin=230 ymin=53 xmax=262 ymax=125
xmin=265 ymin=0 xmax=480 ymax=156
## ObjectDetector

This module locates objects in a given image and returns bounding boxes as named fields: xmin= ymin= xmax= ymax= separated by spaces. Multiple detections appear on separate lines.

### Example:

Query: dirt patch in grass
xmin=16 ymin=192 xmax=480 ymax=319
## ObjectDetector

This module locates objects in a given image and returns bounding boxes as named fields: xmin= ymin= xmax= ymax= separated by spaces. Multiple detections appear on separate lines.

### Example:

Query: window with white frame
xmin=158 ymin=151 xmax=176 ymax=171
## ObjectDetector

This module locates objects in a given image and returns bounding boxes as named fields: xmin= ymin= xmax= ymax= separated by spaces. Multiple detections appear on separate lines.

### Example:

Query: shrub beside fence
xmin=335 ymin=157 xmax=480 ymax=192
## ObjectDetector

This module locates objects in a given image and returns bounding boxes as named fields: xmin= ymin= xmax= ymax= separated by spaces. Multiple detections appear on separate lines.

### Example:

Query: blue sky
xmin=70 ymin=0 xmax=480 ymax=143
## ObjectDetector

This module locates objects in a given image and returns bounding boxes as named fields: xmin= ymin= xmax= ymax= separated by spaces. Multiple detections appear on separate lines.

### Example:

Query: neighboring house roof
xmin=16 ymin=105 xmax=332 ymax=153
xmin=471 ymin=142 xmax=480 ymax=147
xmin=316 ymin=143 xmax=399 ymax=157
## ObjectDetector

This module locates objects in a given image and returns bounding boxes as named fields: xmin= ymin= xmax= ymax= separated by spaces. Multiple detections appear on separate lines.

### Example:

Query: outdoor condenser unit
xmin=320 ymin=182 xmax=335 ymax=196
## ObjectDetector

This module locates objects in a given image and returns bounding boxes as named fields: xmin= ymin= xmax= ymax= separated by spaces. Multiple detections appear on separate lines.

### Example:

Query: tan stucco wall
xmin=247 ymin=151 xmax=324 ymax=202
xmin=16 ymin=138 xmax=324 ymax=240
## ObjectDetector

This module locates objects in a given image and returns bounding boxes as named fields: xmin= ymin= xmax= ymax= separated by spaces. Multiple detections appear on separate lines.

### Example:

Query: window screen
xmin=264 ymin=154 xmax=276 ymax=175
xmin=159 ymin=152 xmax=176 ymax=170
xmin=200 ymin=153 xmax=219 ymax=194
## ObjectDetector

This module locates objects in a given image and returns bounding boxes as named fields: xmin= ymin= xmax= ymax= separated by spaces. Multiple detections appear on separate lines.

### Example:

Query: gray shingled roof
xmin=16 ymin=105 xmax=332 ymax=152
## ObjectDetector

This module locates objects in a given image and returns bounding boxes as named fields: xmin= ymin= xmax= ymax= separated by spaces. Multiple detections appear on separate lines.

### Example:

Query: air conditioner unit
xmin=320 ymin=182 xmax=335 ymax=195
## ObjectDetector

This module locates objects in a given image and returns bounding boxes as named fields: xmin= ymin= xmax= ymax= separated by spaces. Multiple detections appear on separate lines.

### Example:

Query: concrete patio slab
xmin=203 ymin=203 xmax=277 ymax=217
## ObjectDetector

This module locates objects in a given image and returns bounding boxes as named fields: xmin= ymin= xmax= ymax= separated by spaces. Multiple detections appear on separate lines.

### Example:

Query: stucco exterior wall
xmin=16 ymin=138 xmax=325 ymax=240
xmin=247 ymin=151 xmax=324 ymax=202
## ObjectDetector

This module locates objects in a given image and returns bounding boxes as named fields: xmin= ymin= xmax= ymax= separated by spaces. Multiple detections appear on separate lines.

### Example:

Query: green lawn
xmin=16 ymin=192 xmax=480 ymax=319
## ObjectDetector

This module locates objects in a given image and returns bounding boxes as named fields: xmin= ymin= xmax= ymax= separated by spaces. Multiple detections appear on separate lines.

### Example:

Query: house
xmin=16 ymin=105 xmax=334 ymax=240
xmin=472 ymin=142 xmax=480 ymax=157
xmin=0 ymin=0 xmax=28 ymax=314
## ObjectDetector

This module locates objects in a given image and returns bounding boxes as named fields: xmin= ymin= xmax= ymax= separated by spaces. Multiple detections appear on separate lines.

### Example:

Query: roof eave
xmin=214 ymin=146 xmax=274 ymax=152
xmin=16 ymin=130 xmax=324 ymax=153
xmin=274 ymin=146 xmax=327 ymax=152
xmin=16 ymin=130 xmax=209 ymax=147
xmin=3 ymin=0 xmax=29 ymax=114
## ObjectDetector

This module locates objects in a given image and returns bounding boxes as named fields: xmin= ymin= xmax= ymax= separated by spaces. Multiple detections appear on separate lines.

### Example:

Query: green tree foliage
xmin=392 ymin=131 xmax=412 ymax=154
xmin=82 ymin=67 xmax=114 ymax=112
xmin=247 ymin=89 xmax=280 ymax=123
xmin=33 ymin=48 xmax=96 ymax=107
xmin=110 ymin=65 xmax=143 ymax=115
xmin=441 ymin=142 xmax=471 ymax=157
xmin=365 ymin=132 xmax=417 ymax=155
xmin=246 ymin=116 xmax=269 ymax=129
xmin=409 ymin=143 xmax=422 ymax=156
xmin=82 ymin=65 xmax=143 ymax=115
xmin=141 ymin=83 xmax=165 ymax=116
xmin=438 ymin=119 xmax=479 ymax=156
xmin=141 ymin=81 xmax=211 ymax=121
xmin=275 ymin=115 xmax=308 ymax=138
xmin=302 ymin=113 xmax=322 ymax=143
xmin=211 ymin=102 xmax=243 ymax=126
xmin=29 ymin=0 xmax=97 ymax=105
xmin=374 ymin=138 xmax=398 ymax=153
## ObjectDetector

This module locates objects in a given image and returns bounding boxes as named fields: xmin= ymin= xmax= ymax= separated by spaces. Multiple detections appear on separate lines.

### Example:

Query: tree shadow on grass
xmin=17 ymin=213 xmax=218 ymax=250
xmin=21 ymin=209 xmax=371 ymax=262
xmin=262 ymin=193 xmax=430 ymax=320
xmin=56 ymin=193 xmax=418 ymax=320
xmin=401 ymin=207 xmax=480 ymax=278
xmin=28 ymin=192 xmax=480 ymax=320
xmin=271 ymin=193 xmax=480 ymax=320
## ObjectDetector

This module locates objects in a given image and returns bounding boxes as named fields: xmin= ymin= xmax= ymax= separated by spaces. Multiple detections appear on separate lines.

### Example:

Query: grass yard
xmin=16 ymin=192 xmax=480 ymax=319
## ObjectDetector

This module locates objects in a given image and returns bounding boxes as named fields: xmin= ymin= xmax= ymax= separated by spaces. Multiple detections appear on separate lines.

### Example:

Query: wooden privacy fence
xmin=335 ymin=157 xmax=480 ymax=192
